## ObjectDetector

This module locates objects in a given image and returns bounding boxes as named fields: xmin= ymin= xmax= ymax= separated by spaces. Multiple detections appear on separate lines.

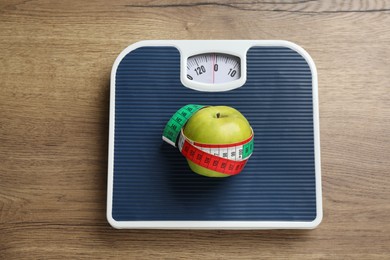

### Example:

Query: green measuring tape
xmin=162 ymin=104 xmax=205 ymax=147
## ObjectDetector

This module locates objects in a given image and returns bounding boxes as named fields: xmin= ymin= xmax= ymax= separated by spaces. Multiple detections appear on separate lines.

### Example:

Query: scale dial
xmin=186 ymin=53 xmax=241 ymax=84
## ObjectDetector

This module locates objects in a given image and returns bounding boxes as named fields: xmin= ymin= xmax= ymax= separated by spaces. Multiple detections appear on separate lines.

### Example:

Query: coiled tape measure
xmin=162 ymin=104 xmax=254 ymax=176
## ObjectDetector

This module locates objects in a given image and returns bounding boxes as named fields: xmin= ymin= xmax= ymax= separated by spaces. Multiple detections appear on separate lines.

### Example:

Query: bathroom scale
xmin=107 ymin=40 xmax=322 ymax=229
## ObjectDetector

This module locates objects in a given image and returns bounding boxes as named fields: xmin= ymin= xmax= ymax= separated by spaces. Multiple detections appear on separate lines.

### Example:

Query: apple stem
xmin=216 ymin=112 xmax=220 ymax=118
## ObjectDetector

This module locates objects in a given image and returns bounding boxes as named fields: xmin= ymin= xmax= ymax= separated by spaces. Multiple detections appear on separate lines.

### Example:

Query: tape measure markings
xmin=178 ymin=134 xmax=247 ymax=175
xmin=242 ymin=138 xmax=254 ymax=159
xmin=162 ymin=104 xmax=205 ymax=146
xmin=180 ymin=129 xmax=253 ymax=161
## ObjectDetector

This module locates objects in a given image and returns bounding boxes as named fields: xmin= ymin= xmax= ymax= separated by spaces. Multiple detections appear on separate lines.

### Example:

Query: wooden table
xmin=1 ymin=1 xmax=389 ymax=259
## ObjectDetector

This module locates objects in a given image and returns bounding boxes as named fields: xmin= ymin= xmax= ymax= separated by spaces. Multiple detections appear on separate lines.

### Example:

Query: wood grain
xmin=1 ymin=0 xmax=389 ymax=259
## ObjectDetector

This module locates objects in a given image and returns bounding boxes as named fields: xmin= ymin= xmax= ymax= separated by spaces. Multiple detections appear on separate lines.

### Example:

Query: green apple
xmin=183 ymin=106 xmax=252 ymax=177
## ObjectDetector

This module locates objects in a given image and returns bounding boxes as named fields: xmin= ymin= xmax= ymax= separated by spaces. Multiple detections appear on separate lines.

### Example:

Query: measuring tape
xmin=162 ymin=104 xmax=254 ymax=176
xmin=162 ymin=104 xmax=205 ymax=147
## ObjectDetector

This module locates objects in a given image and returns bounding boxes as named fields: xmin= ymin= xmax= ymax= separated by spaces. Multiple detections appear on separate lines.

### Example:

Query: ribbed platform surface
xmin=112 ymin=46 xmax=317 ymax=221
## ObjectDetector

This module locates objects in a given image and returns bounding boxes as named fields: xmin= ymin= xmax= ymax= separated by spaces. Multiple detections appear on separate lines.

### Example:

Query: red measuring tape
xmin=178 ymin=129 xmax=253 ymax=176
xmin=179 ymin=137 xmax=248 ymax=175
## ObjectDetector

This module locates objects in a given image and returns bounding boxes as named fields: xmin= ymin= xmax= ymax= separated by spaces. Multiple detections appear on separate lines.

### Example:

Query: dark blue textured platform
xmin=112 ymin=46 xmax=317 ymax=221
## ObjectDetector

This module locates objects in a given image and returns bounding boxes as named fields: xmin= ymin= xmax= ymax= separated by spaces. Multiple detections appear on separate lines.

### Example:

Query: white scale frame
xmin=107 ymin=40 xmax=322 ymax=229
